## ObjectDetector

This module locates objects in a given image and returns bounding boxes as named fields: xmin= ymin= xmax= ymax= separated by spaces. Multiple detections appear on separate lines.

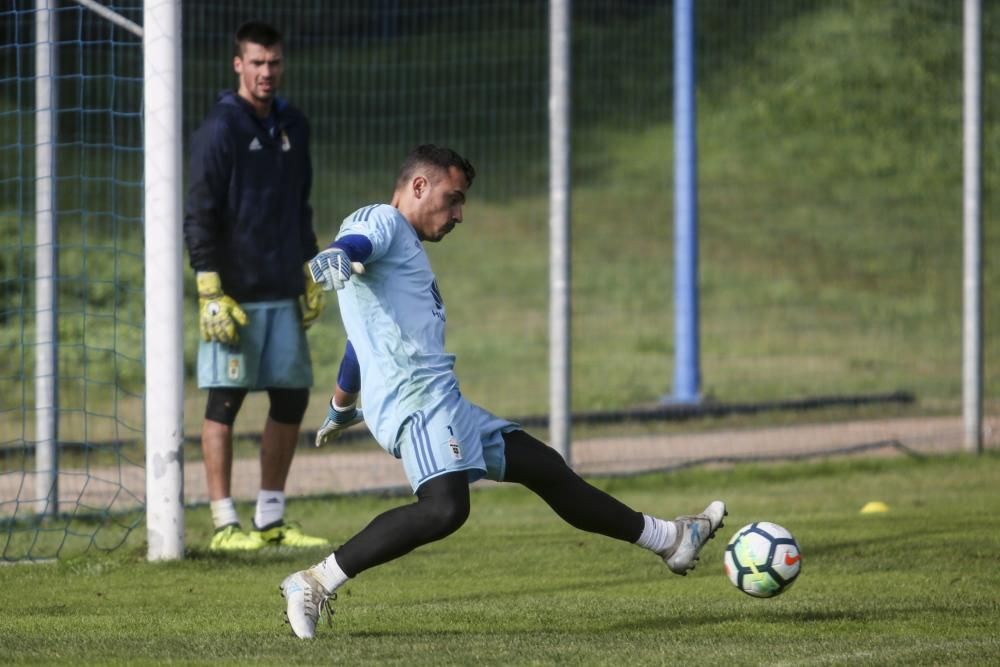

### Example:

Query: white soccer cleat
xmin=661 ymin=500 xmax=727 ymax=575
xmin=280 ymin=569 xmax=334 ymax=639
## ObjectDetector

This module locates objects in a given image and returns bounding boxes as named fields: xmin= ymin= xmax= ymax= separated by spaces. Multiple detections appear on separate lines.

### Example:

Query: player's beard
xmin=254 ymin=81 xmax=276 ymax=101
xmin=429 ymin=223 xmax=454 ymax=242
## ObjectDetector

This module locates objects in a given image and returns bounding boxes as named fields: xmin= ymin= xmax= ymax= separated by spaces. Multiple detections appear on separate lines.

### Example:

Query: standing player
xmin=280 ymin=145 xmax=726 ymax=637
xmin=183 ymin=21 xmax=329 ymax=552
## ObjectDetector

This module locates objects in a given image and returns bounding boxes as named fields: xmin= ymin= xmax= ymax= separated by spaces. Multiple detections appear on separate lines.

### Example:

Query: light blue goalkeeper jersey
xmin=334 ymin=204 xmax=459 ymax=451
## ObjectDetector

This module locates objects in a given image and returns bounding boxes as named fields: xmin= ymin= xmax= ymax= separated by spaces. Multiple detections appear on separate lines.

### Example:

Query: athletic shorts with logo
xmin=197 ymin=300 xmax=313 ymax=390
xmin=392 ymin=391 xmax=519 ymax=492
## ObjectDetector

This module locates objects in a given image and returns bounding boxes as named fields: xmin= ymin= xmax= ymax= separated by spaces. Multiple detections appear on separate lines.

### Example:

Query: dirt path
xmin=4 ymin=415 xmax=995 ymax=513
xmin=194 ymin=414 xmax=999 ymax=502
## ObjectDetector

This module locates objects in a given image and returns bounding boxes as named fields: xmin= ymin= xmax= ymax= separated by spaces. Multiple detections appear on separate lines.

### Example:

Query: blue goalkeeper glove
xmin=315 ymin=400 xmax=364 ymax=447
xmin=308 ymin=248 xmax=365 ymax=292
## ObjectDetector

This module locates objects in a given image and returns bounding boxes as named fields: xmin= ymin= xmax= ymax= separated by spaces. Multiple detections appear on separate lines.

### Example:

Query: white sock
xmin=635 ymin=514 xmax=678 ymax=554
xmin=310 ymin=553 xmax=350 ymax=594
xmin=254 ymin=490 xmax=286 ymax=529
xmin=210 ymin=498 xmax=239 ymax=530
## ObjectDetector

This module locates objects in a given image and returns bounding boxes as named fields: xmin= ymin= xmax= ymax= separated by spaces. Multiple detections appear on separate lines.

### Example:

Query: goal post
xmin=142 ymin=0 xmax=184 ymax=561
xmin=34 ymin=0 xmax=58 ymax=519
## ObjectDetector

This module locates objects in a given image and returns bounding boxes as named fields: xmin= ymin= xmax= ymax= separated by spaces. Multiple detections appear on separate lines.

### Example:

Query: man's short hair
xmin=395 ymin=144 xmax=476 ymax=191
xmin=233 ymin=21 xmax=283 ymax=58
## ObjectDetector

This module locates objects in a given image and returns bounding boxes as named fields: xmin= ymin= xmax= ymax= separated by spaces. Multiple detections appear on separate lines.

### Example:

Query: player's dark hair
xmin=395 ymin=144 xmax=476 ymax=190
xmin=233 ymin=21 xmax=283 ymax=58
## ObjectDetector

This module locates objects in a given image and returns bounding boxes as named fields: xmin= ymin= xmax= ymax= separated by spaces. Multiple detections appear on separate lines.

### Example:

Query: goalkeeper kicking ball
xmin=723 ymin=521 xmax=801 ymax=598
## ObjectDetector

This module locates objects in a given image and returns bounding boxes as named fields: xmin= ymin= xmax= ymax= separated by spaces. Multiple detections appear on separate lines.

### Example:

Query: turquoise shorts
xmin=197 ymin=300 xmax=313 ymax=390
xmin=394 ymin=392 xmax=519 ymax=492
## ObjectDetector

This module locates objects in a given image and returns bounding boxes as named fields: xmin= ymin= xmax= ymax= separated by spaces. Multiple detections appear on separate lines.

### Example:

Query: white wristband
xmin=331 ymin=399 xmax=356 ymax=413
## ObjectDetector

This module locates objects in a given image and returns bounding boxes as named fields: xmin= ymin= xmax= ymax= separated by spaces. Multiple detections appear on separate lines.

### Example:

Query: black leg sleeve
xmin=502 ymin=430 xmax=645 ymax=543
xmin=333 ymin=471 xmax=470 ymax=577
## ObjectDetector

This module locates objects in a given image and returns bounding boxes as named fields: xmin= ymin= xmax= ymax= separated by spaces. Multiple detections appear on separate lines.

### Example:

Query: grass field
xmin=2 ymin=452 xmax=998 ymax=666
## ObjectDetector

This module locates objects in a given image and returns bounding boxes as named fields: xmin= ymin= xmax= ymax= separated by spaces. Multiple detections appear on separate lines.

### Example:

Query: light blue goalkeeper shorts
xmin=393 ymin=392 xmax=519 ymax=493
xmin=197 ymin=299 xmax=313 ymax=390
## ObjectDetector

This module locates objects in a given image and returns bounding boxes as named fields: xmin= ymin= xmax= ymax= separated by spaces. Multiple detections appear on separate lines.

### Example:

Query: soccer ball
xmin=723 ymin=521 xmax=801 ymax=598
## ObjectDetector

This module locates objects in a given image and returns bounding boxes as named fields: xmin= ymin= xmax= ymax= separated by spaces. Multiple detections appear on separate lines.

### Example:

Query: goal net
xmin=1 ymin=1 xmax=991 ymax=562
xmin=1 ymin=1 xmax=146 ymax=561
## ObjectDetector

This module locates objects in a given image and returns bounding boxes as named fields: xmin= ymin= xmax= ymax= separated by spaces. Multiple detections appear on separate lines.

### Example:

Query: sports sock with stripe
xmin=255 ymin=490 xmax=285 ymax=529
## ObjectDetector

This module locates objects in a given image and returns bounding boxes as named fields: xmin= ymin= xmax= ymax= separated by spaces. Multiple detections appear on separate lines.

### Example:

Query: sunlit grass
xmin=1 ymin=453 xmax=998 ymax=665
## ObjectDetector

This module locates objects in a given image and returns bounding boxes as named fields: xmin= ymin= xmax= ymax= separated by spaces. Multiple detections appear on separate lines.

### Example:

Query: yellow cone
xmin=860 ymin=501 xmax=890 ymax=514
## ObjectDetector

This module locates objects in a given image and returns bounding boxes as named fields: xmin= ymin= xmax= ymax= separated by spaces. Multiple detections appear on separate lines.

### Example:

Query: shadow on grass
xmin=184 ymin=545 xmax=330 ymax=565
xmin=803 ymin=523 xmax=974 ymax=559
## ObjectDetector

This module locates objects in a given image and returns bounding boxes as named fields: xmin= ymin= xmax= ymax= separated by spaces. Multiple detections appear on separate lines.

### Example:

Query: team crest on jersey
xmin=448 ymin=437 xmax=462 ymax=460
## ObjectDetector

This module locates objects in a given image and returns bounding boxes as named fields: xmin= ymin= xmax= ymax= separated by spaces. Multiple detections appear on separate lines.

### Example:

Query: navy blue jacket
xmin=183 ymin=90 xmax=318 ymax=302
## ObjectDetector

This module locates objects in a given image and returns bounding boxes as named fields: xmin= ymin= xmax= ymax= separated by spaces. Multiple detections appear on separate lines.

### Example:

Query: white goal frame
xmin=141 ymin=0 xmax=185 ymax=561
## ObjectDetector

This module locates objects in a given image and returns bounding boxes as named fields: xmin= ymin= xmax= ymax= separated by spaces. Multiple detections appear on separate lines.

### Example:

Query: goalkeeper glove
xmin=315 ymin=400 xmax=364 ymax=447
xmin=308 ymin=247 xmax=364 ymax=292
xmin=299 ymin=262 xmax=325 ymax=329
xmin=196 ymin=271 xmax=248 ymax=345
